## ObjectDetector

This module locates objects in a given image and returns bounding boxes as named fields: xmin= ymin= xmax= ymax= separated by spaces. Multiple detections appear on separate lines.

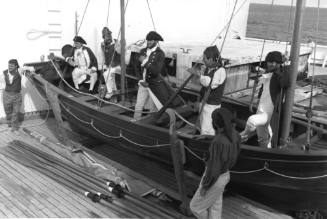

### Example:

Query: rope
xmin=305 ymin=0 xmax=321 ymax=149
xmin=106 ymin=0 xmax=111 ymax=27
xmin=146 ymin=0 xmax=156 ymax=31
xmin=48 ymin=59 xmax=151 ymax=114
xmin=210 ymin=0 xmax=249 ymax=45
xmin=26 ymin=30 xmax=62 ymax=40
xmin=231 ymin=162 xmax=327 ymax=180
xmin=59 ymin=101 xmax=170 ymax=148
xmin=77 ymin=0 xmax=90 ymax=34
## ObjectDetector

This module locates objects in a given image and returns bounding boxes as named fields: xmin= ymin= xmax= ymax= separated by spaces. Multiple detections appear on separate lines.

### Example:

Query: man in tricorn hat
xmin=66 ymin=36 xmax=98 ymax=93
xmin=2 ymin=59 xmax=34 ymax=134
xmin=240 ymin=51 xmax=288 ymax=148
xmin=190 ymin=107 xmax=240 ymax=219
xmin=133 ymin=31 xmax=180 ymax=120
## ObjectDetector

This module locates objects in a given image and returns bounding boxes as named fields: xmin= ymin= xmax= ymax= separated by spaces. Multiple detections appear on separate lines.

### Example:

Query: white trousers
xmin=103 ymin=66 xmax=120 ymax=98
xmin=133 ymin=85 xmax=157 ymax=120
xmin=190 ymin=171 xmax=230 ymax=219
xmin=246 ymin=112 xmax=272 ymax=148
xmin=72 ymin=67 xmax=97 ymax=90
xmin=200 ymin=103 xmax=221 ymax=135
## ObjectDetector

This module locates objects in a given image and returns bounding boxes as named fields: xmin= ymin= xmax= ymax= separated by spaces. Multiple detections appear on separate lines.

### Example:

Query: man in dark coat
xmin=240 ymin=51 xmax=288 ymax=147
xmin=133 ymin=31 xmax=182 ymax=120
xmin=66 ymin=36 xmax=98 ymax=93
xmin=190 ymin=108 xmax=240 ymax=219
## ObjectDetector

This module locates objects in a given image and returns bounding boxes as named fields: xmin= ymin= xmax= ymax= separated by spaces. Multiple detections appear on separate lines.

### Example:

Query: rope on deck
xmin=0 ymin=140 xmax=180 ymax=218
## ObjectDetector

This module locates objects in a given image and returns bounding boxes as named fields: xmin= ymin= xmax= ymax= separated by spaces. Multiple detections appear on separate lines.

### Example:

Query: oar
xmin=154 ymin=69 xmax=196 ymax=119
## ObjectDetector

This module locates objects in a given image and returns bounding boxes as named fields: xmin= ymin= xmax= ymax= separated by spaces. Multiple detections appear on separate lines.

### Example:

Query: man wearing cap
xmin=98 ymin=27 xmax=122 ymax=100
xmin=133 ymin=31 xmax=169 ymax=120
xmin=240 ymin=51 xmax=288 ymax=148
xmin=66 ymin=36 xmax=98 ymax=93
xmin=2 ymin=59 xmax=34 ymax=133
xmin=198 ymin=45 xmax=226 ymax=136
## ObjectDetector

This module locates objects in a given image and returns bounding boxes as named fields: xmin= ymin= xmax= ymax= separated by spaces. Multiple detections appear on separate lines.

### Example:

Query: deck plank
xmin=0 ymin=117 xmax=294 ymax=218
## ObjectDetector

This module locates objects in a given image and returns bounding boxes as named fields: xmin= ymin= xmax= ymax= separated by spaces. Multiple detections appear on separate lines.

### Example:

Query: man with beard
xmin=133 ymin=31 xmax=177 ymax=120
xmin=98 ymin=27 xmax=121 ymax=100
xmin=240 ymin=51 xmax=288 ymax=148
xmin=2 ymin=59 xmax=34 ymax=134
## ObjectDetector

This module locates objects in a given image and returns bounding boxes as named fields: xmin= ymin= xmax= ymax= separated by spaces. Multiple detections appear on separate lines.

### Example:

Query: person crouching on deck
xmin=2 ymin=59 xmax=34 ymax=133
xmin=66 ymin=36 xmax=98 ymax=93
xmin=133 ymin=31 xmax=166 ymax=120
xmin=190 ymin=108 xmax=240 ymax=219
xmin=199 ymin=45 xmax=226 ymax=135
xmin=98 ymin=27 xmax=122 ymax=100
xmin=240 ymin=51 xmax=288 ymax=148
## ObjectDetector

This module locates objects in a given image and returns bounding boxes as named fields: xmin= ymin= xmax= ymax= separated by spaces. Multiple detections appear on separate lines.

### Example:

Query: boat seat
xmin=155 ymin=104 xmax=194 ymax=127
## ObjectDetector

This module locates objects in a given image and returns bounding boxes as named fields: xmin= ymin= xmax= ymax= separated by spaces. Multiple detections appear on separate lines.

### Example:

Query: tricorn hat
xmin=73 ymin=36 xmax=87 ymax=45
xmin=265 ymin=51 xmax=283 ymax=64
xmin=8 ymin=59 xmax=19 ymax=68
xmin=146 ymin=31 xmax=163 ymax=41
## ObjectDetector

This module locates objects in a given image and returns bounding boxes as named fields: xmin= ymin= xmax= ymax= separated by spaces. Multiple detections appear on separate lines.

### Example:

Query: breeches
xmin=103 ymin=66 xmax=120 ymax=96
xmin=133 ymin=85 xmax=157 ymax=120
xmin=247 ymin=112 xmax=272 ymax=148
xmin=3 ymin=91 xmax=22 ymax=130
xmin=199 ymin=103 xmax=221 ymax=135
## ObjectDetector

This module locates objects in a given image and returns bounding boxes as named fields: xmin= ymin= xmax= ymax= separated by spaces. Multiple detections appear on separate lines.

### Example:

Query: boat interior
xmin=26 ymin=54 xmax=327 ymax=152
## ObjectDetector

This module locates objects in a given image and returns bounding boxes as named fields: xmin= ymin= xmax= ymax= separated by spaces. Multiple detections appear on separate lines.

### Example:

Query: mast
xmin=120 ymin=0 xmax=126 ymax=102
xmin=74 ymin=11 xmax=78 ymax=36
xmin=280 ymin=0 xmax=306 ymax=146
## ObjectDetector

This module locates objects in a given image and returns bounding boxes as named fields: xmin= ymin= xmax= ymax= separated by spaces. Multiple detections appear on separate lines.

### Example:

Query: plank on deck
xmin=0 ymin=118 xmax=293 ymax=218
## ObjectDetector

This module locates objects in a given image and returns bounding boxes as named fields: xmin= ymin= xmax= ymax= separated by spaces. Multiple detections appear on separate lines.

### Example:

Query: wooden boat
xmin=24 ymin=0 xmax=327 ymax=215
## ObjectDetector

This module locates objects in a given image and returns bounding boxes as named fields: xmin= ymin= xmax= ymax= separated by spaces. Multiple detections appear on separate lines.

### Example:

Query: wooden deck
xmin=0 ymin=117 xmax=293 ymax=218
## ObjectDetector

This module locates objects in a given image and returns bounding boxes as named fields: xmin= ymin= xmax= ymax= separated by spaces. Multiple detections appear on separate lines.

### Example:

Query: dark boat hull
xmin=29 ymin=71 xmax=327 ymax=211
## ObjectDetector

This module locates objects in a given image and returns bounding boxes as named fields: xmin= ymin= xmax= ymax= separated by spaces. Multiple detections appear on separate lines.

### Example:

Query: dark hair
xmin=8 ymin=59 xmax=19 ymax=68
xmin=204 ymin=45 xmax=223 ymax=66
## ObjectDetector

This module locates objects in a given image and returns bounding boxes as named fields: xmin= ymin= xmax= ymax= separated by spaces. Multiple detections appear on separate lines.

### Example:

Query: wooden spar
xmin=280 ymin=0 xmax=306 ymax=146
xmin=45 ymin=87 xmax=69 ymax=144
xmin=166 ymin=109 xmax=191 ymax=215
xmin=120 ymin=0 xmax=126 ymax=102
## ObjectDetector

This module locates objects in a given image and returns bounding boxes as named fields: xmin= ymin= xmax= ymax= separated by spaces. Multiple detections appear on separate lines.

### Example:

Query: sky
xmin=251 ymin=0 xmax=327 ymax=8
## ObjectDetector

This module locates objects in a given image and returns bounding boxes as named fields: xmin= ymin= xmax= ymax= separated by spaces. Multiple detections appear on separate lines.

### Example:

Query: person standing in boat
xmin=199 ymin=45 xmax=226 ymax=135
xmin=98 ymin=27 xmax=121 ymax=100
xmin=2 ymin=59 xmax=34 ymax=133
xmin=190 ymin=107 xmax=240 ymax=219
xmin=66 ymin=36 xmax=98 ymax=93
xmin=240 ymin=51 xmax=288 ymax=148
xmin=133 ymin=31 xmax=167 ymax=120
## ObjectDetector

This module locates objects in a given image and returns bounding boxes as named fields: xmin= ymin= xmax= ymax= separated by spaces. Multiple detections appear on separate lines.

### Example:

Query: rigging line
xmin=146 ymin=0 xmax=156 ymax=31
xmin=195 ymin=0 xmax=238 ymax=127
xmin=103 ymin=0 xmax=129 ymax=89
xmin=210 ymin=0 xmax=249 ymax=46
xmin=284 ymin=0 xmax=294 ymax=54
xmin=106 ymin=0 xmax=111 ymax=27
xmin=77 ymin=0 xmax=90 ymax=34
xmin=306 ymin=0 xmax=321 ymax=149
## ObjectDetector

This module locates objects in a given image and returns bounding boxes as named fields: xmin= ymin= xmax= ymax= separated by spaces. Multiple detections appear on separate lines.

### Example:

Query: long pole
xmin=280 ymin=0 xmax=306 ymax=146
xmin=120 ymin=0 xmax=126 ymax=102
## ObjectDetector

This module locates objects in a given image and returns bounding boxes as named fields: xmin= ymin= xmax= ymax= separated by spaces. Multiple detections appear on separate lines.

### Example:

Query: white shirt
xmin=200 ymin=67 xmax=226 ymax=89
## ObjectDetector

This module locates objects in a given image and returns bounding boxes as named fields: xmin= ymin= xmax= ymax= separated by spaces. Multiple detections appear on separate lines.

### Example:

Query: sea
xmin=246 ymin=3 xmax=327 ymax=46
